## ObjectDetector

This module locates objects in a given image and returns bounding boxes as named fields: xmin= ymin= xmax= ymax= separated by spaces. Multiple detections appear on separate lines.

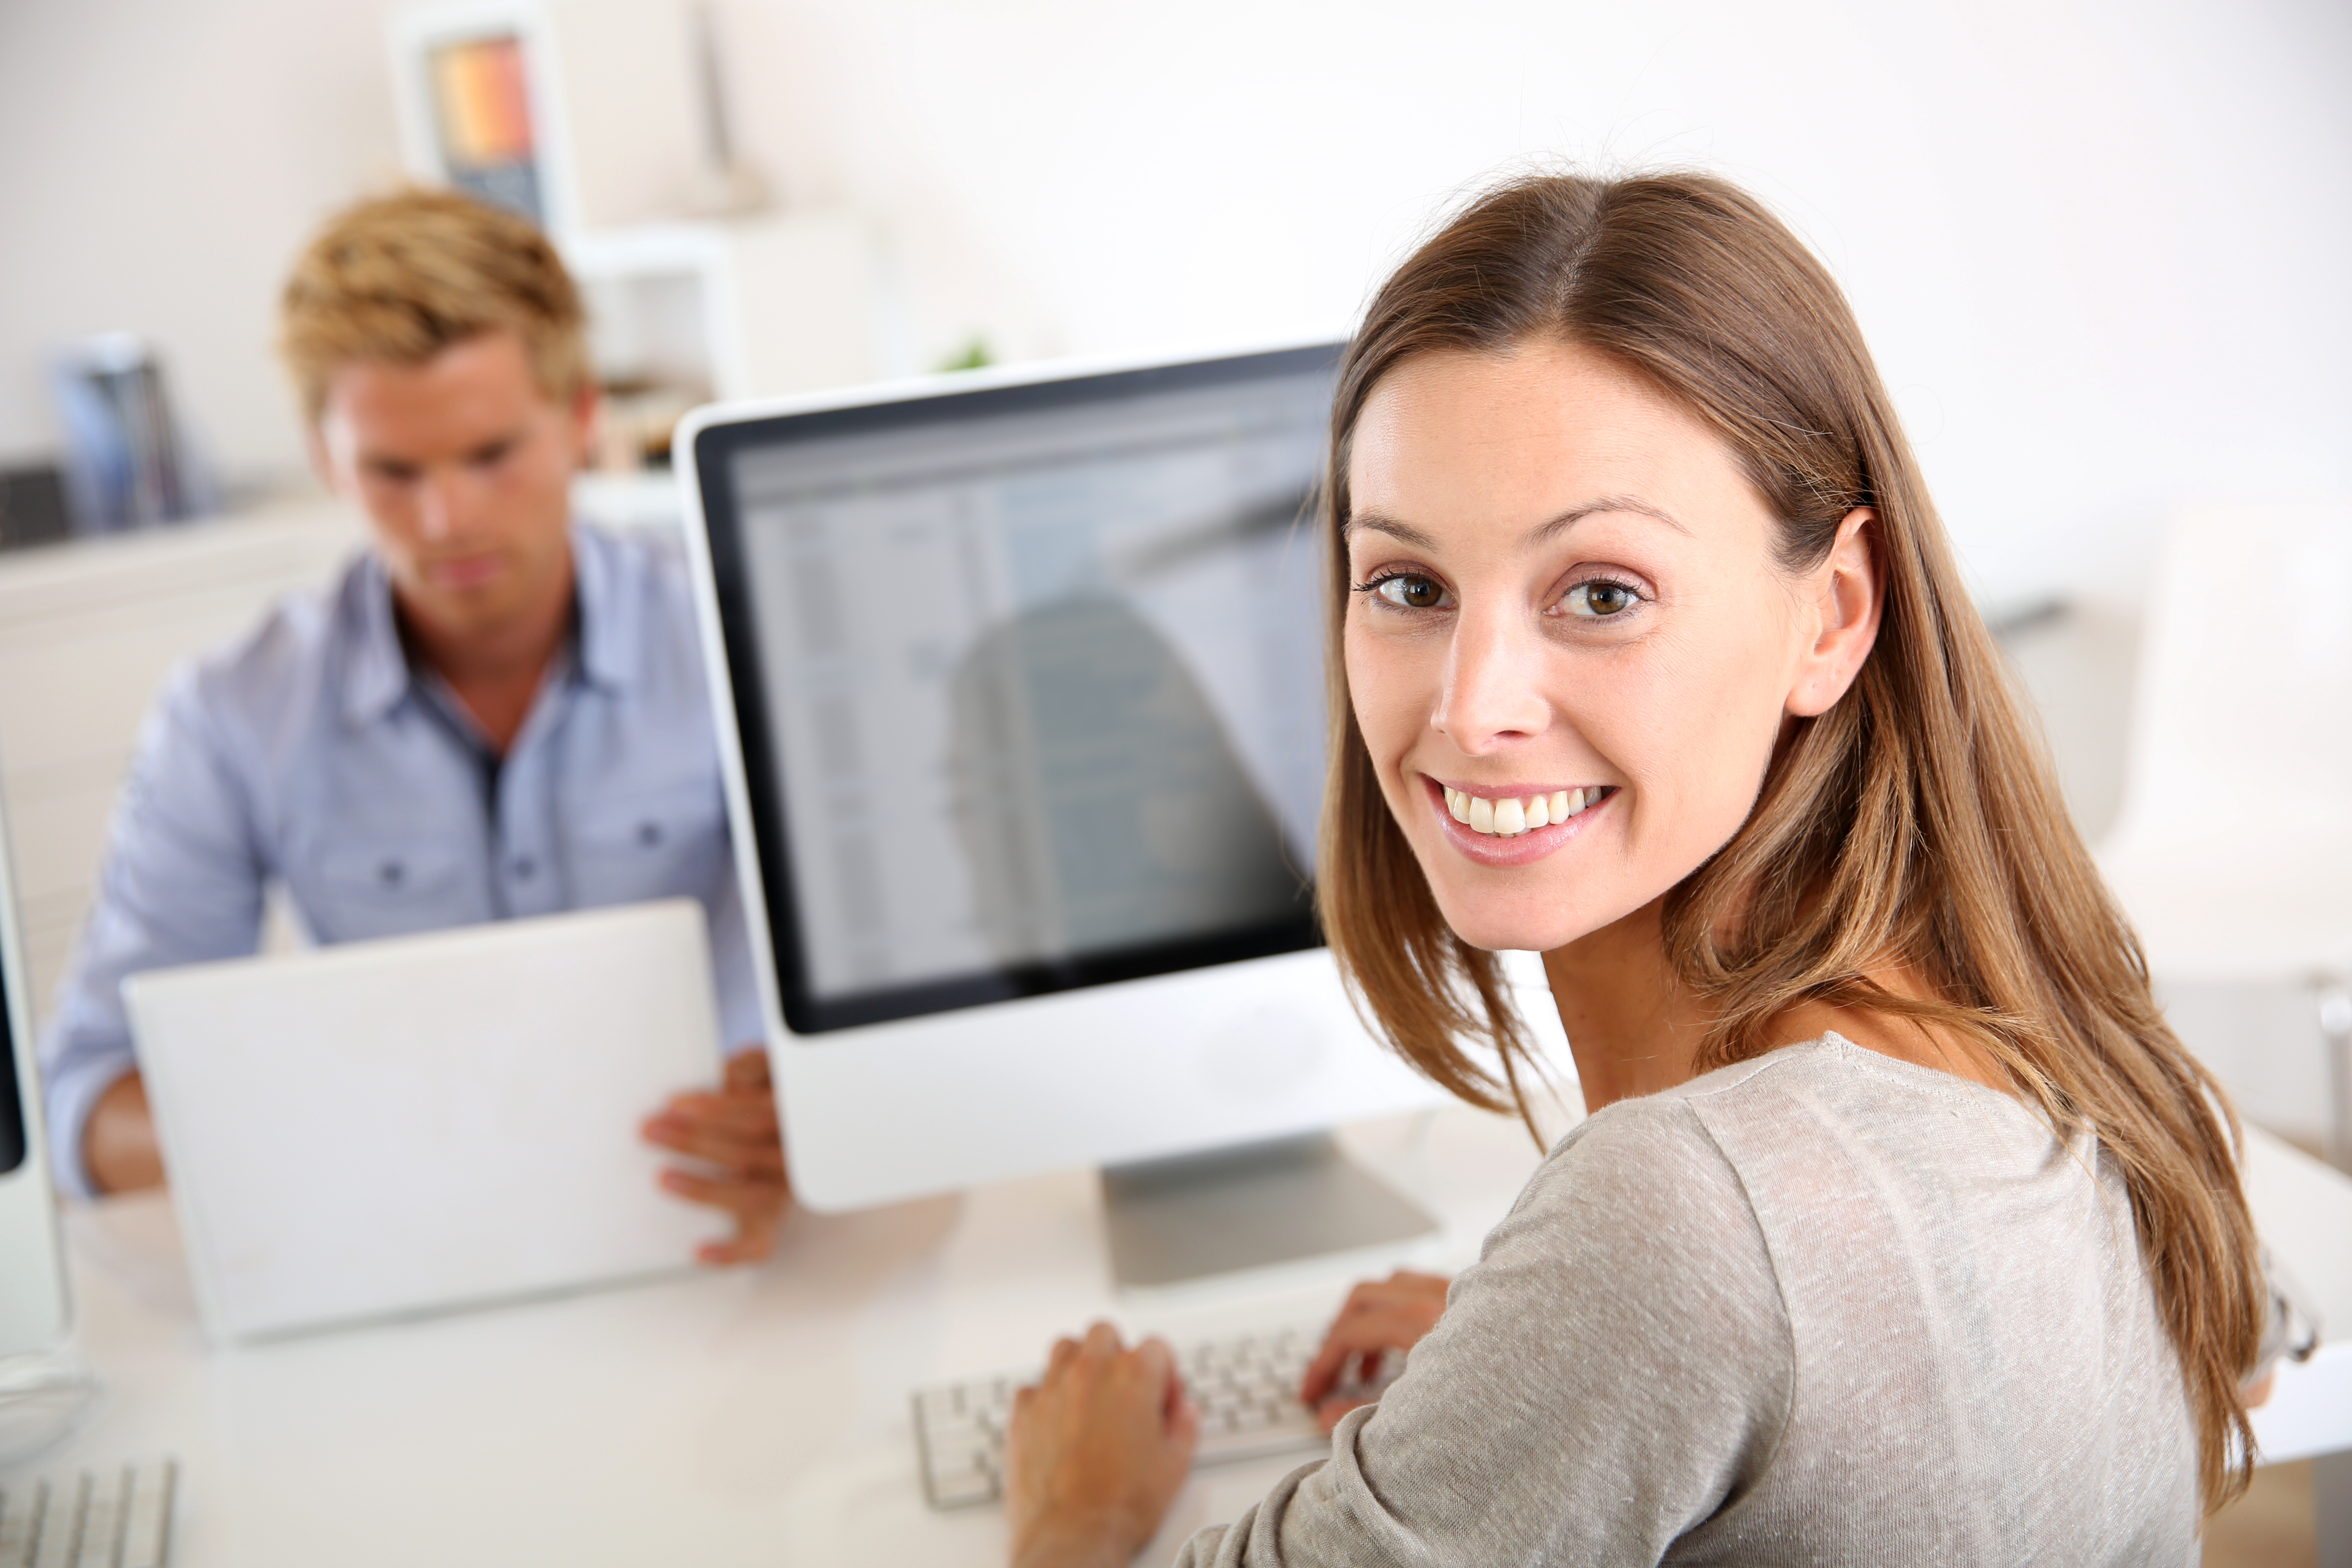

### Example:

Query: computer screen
xmin=695 ymin=345 xmax=1338 ymax=1034
xmin=0 ymin=955 xmax=20 ymax=1178
xmin=684 ymin=345 xmax=1446 ymax=1215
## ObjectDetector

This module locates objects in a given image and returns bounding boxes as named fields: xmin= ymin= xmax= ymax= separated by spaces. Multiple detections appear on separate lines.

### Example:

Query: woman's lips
xmin=1421 ymin=775 xmax=1613 ymax=866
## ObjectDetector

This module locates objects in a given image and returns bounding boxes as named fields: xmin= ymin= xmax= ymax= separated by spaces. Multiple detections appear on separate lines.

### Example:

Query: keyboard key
xmin=118 ymin=1463 xmax=174 ymax=1568
xmin=0 ymin=1460 xmax=175 ymax=1568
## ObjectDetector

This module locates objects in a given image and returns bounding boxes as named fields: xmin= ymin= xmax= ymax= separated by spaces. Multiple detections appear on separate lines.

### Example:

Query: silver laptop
xmin=125 ymin=900 xmax=729 ymax=1343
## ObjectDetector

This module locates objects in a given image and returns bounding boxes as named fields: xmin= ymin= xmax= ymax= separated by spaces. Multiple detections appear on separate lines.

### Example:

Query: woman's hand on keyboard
xmin=1300 ymin=1270 xmax=1452 ymax=1433
xmin=642 ymin=1046 xmax=791 ymax=1265
xmin=1005 ymin=1323 xmax=1199 ymax=1568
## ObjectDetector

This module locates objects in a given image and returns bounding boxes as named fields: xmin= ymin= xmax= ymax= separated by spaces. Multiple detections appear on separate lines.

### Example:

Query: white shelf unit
xmin=389 ymin=0 xmax=712 ymax=239
xmin=566 ymin=213 xmax=893 ymax=408
xmin=389 ymin=0 xmax=900 ymax=454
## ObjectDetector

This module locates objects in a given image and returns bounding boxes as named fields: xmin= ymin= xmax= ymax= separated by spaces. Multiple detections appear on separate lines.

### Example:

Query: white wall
xmin=0 ymin=0 xmax=408 ymax=487
xmin=2 ymin=0 xmax=2346 ymax=602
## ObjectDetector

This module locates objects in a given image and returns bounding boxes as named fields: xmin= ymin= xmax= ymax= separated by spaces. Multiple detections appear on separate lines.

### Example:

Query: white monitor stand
xmin=680 ymin=343 xmax=1452 ymax=1287
xmin=1098 ymin=1129 xmax=1437 ymax=1290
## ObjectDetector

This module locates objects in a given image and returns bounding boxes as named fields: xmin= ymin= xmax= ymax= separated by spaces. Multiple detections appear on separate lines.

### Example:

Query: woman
xmin=1002 ymin=172 xmax=2273 ymax=1565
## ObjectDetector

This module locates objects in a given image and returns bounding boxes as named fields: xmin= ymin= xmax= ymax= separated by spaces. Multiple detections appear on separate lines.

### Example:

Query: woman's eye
xmin=1564 ymin=579 xmax=1640 ymax=618
xmin=1373 ymin=574 xmax=1448 ymax=610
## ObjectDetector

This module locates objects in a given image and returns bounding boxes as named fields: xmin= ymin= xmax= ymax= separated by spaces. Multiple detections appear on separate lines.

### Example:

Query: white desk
xmin=20 ymin=1111 xmax=2352 ymax=1566
xmin=29 ymin=1107 xmax=1541 ymax=1566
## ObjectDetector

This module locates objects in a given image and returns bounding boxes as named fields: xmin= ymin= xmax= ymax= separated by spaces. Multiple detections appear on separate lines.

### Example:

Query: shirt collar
xmin=568 ymin=522 xmax=636 ymax=696
xmin=341 ymin=551 xmax=410 ymax=728
xmin=339 ymin=522 xmax=633 ymax=728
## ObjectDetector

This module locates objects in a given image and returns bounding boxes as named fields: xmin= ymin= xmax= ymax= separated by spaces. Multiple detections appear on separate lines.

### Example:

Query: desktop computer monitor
xmin=680 ymin=343 xmax=1446 ymax=1279
xmin=1 ymin=790 xmax=71 ymax=1362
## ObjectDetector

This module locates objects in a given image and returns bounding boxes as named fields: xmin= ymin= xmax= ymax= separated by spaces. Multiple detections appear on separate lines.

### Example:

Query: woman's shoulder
xmin=1530 ymin=1037 xmax=1864 ymax=1188
xmin=1529 ymin=1035 xmax=2070 ymax=1251
xmin=1565 ymin=1034 xmax=2051 ymax=1163
xmin=1498 ymin=1072 xmax=1776 ymax=1282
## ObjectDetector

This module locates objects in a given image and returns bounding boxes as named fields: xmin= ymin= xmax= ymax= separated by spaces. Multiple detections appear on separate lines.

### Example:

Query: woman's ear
xmin=1786 ymin=507 xmax=1882 ymax=718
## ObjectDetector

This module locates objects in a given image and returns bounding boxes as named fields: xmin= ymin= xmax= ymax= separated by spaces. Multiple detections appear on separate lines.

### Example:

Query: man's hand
xmin=1005 ymin=1323 xmax=1198 ymax=1568
xmin=1298 ymin=1269 xmax=1451 ymax=1433
xmin=85 ymin=1069 xmax=166 ymax=1194
xmin=641 ymin=1046 xmax=789 ymax=1265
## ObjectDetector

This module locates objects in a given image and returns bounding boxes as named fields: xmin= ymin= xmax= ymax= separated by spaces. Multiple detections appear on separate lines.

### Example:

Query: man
xmin=38 ymin=189 xmax=787 ymax=1263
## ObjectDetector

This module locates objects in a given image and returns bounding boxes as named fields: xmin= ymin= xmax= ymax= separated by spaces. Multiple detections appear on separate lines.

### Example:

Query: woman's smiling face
xmin=1342 ymin=339 xmax=1877 ymax=953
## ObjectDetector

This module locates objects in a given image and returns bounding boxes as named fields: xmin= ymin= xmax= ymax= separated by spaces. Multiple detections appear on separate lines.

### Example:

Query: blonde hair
xmin=1316 ymin=172 xmax=2265 ymax=1509
xmin=278 ymin=188 xmax=589 ymax=420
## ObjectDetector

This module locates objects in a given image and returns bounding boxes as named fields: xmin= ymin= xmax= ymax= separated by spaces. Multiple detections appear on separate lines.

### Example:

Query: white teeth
xmin=1448 ymin=785 xmax=1608 ymax=837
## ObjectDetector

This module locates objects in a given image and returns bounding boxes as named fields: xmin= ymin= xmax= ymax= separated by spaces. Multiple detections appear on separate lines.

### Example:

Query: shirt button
xmin=637 ymin=821 xmax=662 ymax=848
xmin=379 ymin=860 xmax=404 ymax=887
xmin=513 ymin=857 xmax=536 ymax=880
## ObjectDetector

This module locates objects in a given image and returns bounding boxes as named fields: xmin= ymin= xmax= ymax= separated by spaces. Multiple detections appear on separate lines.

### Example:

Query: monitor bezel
xmin=690 ymin=343 xmax=1342 ymax=1036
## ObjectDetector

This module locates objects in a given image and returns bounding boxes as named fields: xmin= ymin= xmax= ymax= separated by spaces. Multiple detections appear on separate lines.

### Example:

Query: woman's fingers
xmin=1299 ymin=1270 xmax=1452 ymax=1406
xmin=1006 ymin=1324 xmax=1196 ymax=1566
xmin=1299 ymin=1310 xmax=1424 ymax=1404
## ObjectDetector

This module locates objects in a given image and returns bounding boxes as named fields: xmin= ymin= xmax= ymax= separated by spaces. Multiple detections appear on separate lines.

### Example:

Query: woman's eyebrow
xmin=1341 ymin=512 xmax=1441 ymax=550
xmin=1346 ymin=498 xmax=1691 ymax=552
xmin=1526 ymin=495 xmax=1693 ymax=545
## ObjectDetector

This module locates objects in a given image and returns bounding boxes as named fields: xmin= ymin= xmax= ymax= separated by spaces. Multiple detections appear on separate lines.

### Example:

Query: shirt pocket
xmin=302 ymin=838 xmax=481 ymax=943
xmin=565 ymin=781 xmax=731 ymax=910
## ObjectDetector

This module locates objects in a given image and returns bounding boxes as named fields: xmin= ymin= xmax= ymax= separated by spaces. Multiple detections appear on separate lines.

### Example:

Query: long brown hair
xmin=1316 ymin=172 xmax=2264 ymax=1508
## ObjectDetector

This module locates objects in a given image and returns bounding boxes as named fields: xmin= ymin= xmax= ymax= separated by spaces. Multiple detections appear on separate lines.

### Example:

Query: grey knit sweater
xmin=1174 ymin=1036 xmax=2199 ymax=1566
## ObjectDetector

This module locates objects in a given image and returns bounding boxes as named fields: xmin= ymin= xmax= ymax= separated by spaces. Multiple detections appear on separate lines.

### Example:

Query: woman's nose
xmin=1433 ymin=605 xmax=1550 ymax=753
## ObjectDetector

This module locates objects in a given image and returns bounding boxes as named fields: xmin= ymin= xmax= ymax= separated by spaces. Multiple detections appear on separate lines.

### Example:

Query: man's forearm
xmin=84 ymin=1070 xmax=166 ymax=1193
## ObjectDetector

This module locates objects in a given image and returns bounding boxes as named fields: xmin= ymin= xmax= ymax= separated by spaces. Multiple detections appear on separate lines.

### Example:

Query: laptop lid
xmin=125 ymin=900 xmax=726 ymax=1343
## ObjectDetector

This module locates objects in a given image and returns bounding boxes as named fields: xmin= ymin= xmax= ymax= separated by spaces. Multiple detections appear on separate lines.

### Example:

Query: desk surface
xmin=19 ymin=1108 xmax=2352 ymax=1567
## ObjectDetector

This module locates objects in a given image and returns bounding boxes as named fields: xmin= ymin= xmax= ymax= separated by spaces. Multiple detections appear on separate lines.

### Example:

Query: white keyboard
xmin=913 ymin=1326 xmax=1400 ymax=1511
xmin=0 ymin=1458 xmax=175 ymax=1568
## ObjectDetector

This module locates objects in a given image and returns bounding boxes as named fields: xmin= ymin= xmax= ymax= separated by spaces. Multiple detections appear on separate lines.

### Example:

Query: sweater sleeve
xmin=1172 ymin=1100 xmax=1795 ymax=1567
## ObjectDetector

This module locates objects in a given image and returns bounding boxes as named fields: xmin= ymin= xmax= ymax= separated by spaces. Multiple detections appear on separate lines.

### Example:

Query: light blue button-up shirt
xmin=37 ymin=523 xmax=761 ymax=1198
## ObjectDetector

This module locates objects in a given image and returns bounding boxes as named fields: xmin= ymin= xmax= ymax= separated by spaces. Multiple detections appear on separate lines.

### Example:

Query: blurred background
xmin=0 ymin=0 xmax=2344 ymax=1154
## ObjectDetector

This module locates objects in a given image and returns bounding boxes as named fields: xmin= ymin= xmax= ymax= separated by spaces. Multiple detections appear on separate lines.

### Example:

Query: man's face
xmin=313 ymin=330 xmax=591 ymax=648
